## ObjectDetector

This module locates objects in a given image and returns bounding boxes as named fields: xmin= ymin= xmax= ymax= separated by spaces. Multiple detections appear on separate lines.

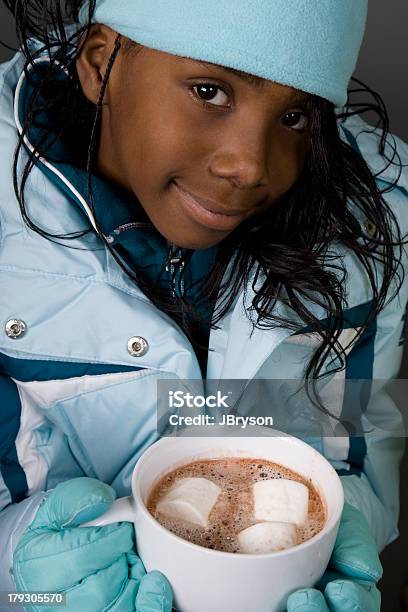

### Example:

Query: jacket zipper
xmin=166 ymin=243 xmax=185 ymax=298
xmin=112 ymin=226 xmax=185 ymax=298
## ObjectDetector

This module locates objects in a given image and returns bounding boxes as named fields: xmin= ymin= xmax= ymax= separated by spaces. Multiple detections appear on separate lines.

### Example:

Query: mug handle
xmin=81 ymin=496 xmax=135 ymax=527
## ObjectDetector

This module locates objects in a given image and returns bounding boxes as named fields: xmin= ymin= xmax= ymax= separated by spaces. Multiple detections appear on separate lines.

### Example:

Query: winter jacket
xmin=1 ymin=49 xmax=408 ymax=595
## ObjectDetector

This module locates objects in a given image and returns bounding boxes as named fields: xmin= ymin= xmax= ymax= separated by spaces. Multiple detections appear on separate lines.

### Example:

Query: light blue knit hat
xmin=79 ymin=0 xmax=368 ymax=107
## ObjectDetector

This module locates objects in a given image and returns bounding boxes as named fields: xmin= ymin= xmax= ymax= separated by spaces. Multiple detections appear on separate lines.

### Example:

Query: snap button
xmin=127 ymin=336 xmax=149 ymax=357
xmin=5 ymin=319 xmax=26 ymax=339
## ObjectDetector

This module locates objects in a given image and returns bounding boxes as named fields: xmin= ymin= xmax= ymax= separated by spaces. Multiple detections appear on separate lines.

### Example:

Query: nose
xmin=208 ymin=130 xmax=270 ymax=190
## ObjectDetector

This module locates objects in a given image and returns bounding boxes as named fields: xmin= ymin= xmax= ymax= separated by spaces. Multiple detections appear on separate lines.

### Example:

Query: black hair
xmin=2 ymin=0 xmax=407 ymax=415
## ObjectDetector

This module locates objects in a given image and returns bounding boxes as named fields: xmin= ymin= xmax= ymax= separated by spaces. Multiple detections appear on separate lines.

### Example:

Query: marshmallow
xmin=238 ymin=522 xmax=297 ymax=554
xmin=254 ymin=479 xmax=309 ymax=526
xmin=156 ymin=477 xmax=221 ymax=528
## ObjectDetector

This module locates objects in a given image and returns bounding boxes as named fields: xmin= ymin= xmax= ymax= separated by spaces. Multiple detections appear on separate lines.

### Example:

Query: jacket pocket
xmin=36 ymin=369 xmax=173 ymax=495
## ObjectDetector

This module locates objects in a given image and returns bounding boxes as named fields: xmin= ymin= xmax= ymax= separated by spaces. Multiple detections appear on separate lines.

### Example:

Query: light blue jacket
xmin=1 ymin=49 xmax=408 ymax=597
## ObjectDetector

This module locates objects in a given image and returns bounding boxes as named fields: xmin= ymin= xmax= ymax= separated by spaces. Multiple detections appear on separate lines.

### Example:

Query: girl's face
xmin=78 ymin=27 xmax=311 ymax=250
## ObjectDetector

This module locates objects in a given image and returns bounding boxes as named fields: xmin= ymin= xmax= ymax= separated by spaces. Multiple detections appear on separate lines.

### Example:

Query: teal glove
xmin=13 ymin=477 xmax=173 ymax=612
xmin=287 ymin=503 xmax=382 ymax=611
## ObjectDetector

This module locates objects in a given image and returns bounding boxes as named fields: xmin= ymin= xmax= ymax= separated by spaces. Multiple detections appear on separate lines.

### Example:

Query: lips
xmin=173 ymin=181 xmax=250 ymax=217
xmin=172 ymin=180 xmax=251 ymax=232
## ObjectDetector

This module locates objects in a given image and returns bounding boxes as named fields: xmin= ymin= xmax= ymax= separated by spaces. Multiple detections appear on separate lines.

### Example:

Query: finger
xmin=14 ymin=523 xmax=134 ymax=592
xmin=325 ymin=579 xmax=381 ymax=612
xmin=32 ymin=478 xmax=116 ymax=529
xmin=135 ymin=571 xmax=173 ymax=612
xmin=316 ymin=570 xmax=344 ymax=591
xmin=127 ymin=550 xmax=146 ymax=582
xmin=61 ymin=556 xmax=131 ymax=612
xmin=286 ymin=588 xmax=329 ymax=611
xmin=51 ymin=553 xmax=147 ymax=612
xmin=330 ymin=504 xmax=382 ymax=582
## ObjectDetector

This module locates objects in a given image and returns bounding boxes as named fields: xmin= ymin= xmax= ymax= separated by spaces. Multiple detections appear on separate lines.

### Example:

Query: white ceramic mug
xmin=82 ymin=428 xmax=344 ymax=612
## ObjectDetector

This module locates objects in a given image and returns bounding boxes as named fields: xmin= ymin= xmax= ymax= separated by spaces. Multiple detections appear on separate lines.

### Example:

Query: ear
xmin=76 ymin=24 xmax=120 ymax=105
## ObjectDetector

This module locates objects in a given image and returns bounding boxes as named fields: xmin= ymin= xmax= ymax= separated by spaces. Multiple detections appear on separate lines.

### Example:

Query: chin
xmin=168 ymin=233 xmax=226 ymax=250
xmin=157 ymin=220 xmax=229 ymax=250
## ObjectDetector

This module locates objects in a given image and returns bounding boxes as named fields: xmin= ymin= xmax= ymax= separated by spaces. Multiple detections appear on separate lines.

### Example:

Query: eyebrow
xmin=176 ymin=57 xmax=311 ymax=103
xmin=177 ymin=56 xmax=265 ymax=89
xmin=202 ymin=61 xmax=266 ymax=89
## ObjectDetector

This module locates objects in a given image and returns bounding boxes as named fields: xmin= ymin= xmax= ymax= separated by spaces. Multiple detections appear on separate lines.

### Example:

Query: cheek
xmin=268 ymin=138 xmax=308 ymax=198
xmin=112 ymin=93 xmax=195 ymax=187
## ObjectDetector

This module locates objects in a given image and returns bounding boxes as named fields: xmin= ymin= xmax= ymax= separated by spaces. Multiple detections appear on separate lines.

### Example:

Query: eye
xmin=192 ymin=83 xmax=230 ymax=107
xmin=281 ymin=111 xmax=309 ymax=132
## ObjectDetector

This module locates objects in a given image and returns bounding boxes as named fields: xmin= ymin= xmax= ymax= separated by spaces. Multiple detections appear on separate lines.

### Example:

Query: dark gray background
xmin=354 ymin=1 xmax=408 ymax=141
xmin=0 ymin=1 xmax=407 ymax=610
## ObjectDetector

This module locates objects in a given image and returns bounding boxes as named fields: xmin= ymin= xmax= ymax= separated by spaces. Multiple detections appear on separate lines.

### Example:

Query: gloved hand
xmin=287 ymin=503 xmax=382 ymax=611
xmin=13 ymin=477 xmax=173 ymax=612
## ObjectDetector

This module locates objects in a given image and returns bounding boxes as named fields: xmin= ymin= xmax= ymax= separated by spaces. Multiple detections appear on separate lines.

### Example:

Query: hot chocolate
xmin=147 ymin=457 xmax=325 ymax=554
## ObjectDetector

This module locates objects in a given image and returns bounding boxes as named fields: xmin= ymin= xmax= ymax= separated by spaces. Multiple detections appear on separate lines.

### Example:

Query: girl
xmin=0 ymin=1 xmax=407 ymax=610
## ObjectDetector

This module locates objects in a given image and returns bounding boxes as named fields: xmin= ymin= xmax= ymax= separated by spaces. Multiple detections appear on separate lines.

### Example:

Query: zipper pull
xmin=165 ymin=243 xmax=185 ymax=272
xmin=165 ymin=243 xmax=186 ymax=297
